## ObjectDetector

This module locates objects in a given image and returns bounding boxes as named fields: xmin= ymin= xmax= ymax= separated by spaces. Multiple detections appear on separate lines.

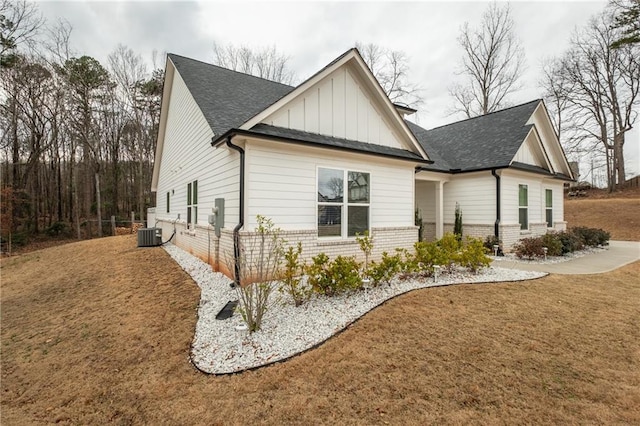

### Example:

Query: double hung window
xmin=545 ymin=189 xmax=553 ymax=228
xmin=187 ymin=180 xmax=198 ymax=228
xmin=317 ymin=168 xmax=370 ymax=237
xmin=518 ymin=184 xmax=528 ymax=230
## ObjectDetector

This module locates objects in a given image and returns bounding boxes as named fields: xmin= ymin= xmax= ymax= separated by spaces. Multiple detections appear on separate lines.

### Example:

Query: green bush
xmin=368 ymin=251 xmax=403 ymax=286
xmin=513 ymin=237 xmax=546 ymax=259
xmin=454 ymin=203 xmax=463 ymax=242
xmin=437 ymin=232 xmax=461 ymax=270
xmin=279 ymin=242 xmax=310 ymax=306
xmin=413 ymin=241 xmax=449 ymax=274
xmin=541 ymin=233 xmax=563 ymax=257
xmin=459 ymin=237 xmax=492 ymax=273
xmin=306 ymin=253 xmax=362 ymax=296
xmin=556 ymin=230 xmax=584 ymax=254
xmin=571 ymin=227 xmax=610 ymax=247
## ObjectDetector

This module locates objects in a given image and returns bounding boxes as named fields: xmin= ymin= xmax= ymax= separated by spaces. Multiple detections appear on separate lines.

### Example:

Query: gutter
xmin=220 ymin=135 xmax=244 ymax=288
xmin=491 ymin=169 xmax=501 ymax=239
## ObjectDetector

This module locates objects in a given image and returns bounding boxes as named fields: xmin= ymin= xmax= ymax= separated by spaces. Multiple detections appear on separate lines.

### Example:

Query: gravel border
xmin=490 ymin=246 xmax=607 ymax=264
xmin=163 ymin=243 xmax=547 ymax=375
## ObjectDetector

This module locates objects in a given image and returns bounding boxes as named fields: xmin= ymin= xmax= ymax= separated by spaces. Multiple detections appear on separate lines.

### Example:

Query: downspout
xmin=226 ymin=135 xmax=244 ymax=288
xmin=491 ymin=169 xmax=501 ymax=239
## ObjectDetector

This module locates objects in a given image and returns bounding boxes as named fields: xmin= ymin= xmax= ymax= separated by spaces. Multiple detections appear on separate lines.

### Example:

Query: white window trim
xmin=187 ymin=180 xmax=198 ymax=230
xmin=545 ymin=188 xmax=553 ymax=228
xmin=316 ymin=166 xmax=371 ymax=239
xmin=518 ymin=184 xmax=528 ymax=231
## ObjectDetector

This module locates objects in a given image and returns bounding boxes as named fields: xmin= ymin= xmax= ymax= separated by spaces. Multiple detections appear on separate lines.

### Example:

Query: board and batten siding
xmin=443 ymin=172 xmax=496 ymax=224
xmin=155 ymin=69 xmax=240 ymax=227
xmin=243 ymin=139 xmax=415 ymax=231
xmin=527 ymin=106 xmax=569 ymax=175
xmin=512 ymin=133 xmax=547 ymax=168
xmin=262 ymin=65 xmax=405 ymax=150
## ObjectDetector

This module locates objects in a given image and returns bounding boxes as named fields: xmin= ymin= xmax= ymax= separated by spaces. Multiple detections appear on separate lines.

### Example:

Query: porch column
xmin=435 ymin=181 xmax=444 ymax=239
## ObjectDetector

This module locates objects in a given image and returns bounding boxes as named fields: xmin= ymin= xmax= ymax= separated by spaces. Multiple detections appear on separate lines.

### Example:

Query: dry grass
xmin=2 ymin=235 xmax=639 ymax=424
xmin=565 ymin=196 xmax=640 ymax=240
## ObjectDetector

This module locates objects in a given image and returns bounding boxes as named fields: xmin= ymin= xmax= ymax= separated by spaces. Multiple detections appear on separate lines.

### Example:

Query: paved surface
xmin=495 ymin=240 xmax=640 ymax=275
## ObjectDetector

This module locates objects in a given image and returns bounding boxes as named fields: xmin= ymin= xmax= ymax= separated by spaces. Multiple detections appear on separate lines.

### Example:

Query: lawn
xmin=2 ymin=234 xmax=639 ymax=424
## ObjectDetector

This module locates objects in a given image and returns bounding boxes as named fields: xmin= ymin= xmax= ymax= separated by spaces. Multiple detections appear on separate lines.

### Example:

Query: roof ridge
xmin=427 ymin=99 xmax=542 ymax=131
xmin=167 ymin=52 xmax=295 ymax=89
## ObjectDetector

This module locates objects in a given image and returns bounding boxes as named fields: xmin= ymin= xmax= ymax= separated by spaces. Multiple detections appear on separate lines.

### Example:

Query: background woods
xmin=1 ymin=1 xmax=162 ymax=248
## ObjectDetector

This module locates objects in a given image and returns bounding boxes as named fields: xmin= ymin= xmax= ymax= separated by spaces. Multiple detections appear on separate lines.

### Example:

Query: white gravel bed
xmin=490 ymin=246 xmax=607 ymax=264
xmin=163 ymin=243 xmax=547 ymax=375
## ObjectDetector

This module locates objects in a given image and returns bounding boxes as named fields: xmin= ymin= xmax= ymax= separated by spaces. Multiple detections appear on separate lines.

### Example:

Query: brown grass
xmin=565 ymin=196 xmax=640 ymax=240
xmin=2 ymin=235 xmax=639 ymax=424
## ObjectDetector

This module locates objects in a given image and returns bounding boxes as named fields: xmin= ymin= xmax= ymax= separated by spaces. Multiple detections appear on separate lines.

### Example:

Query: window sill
xmin=317 ymin=238 xmax=359 ymax=247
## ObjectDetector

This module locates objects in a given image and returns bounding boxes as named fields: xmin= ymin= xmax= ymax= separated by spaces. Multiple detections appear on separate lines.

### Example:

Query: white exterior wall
xmin=499 ymin=169 xmax=566 ymax=249
xmin=262 ymin=66 xmax=405 ymax=150
xmin=527 ymin=105 xmax=570 ymax=176
xmin=443 ymin=172 xmax=496 ymax=225
xmin=155 ymin=71 xmax=240 ymax=228
xmin=244 ymin=138 xmax=415 ymax=231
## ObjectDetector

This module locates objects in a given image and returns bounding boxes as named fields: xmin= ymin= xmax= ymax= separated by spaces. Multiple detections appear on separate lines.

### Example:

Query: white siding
xmin=155 ymin=71 xmax=240 ymax=228
xmin=415 ymin=180 xmax=436 ymax=222
xmin=500 ymin=170 xmax=547 ymax=227
xmin=244 ymin=139 xmax=415 ymax=231
xmin=443 ymin=173 xmax=496 ymax=224
xmin=262 ymin=65 xmax=407 ymax=150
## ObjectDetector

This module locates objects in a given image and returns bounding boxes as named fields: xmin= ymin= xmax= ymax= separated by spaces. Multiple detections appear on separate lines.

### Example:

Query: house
xmin=150 ymin=48 xmax=573 ymax=282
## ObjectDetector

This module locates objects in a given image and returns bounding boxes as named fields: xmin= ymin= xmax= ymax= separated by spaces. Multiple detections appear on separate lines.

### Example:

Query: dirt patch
xmin=565 ymin=197 xmax=640 ymax=240
xmin=2 ymin=235 xmax=639 ymax=424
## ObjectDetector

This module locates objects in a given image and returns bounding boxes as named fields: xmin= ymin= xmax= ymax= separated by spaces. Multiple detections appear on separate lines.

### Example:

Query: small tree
xmin=279 ymin=242 xmax=310 ymax=307
xmin=355 ymin=230 xmax=373 ymax=272
xmin=454 ymin=203 xmax=463 ymax=242
xmin=230 ymin=215 xmax=284 ymax=332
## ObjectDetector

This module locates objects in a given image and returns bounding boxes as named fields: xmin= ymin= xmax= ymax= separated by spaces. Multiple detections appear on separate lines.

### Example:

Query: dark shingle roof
xmin=168 ymin=54 xmax=295 ymax=136
xmin=246 ymin=124 xmax=430 ymax=163
xmin=410 ymin=100 xmax=541 ymax=173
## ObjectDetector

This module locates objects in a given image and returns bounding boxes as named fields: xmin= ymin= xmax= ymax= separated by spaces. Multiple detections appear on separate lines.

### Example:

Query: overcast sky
xmin=38 ymin=0 xmax=639 ymax=179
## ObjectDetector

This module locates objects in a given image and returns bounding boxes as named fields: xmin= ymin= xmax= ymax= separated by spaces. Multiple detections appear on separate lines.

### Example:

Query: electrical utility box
xmin=214 ymin=198 xmax=225 ymax=237
xmin=137 ymin=227 xmax=162 ymax=247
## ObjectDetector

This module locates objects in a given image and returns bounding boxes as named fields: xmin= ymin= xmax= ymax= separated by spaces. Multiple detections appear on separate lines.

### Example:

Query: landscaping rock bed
xmin=164 ymin=243 xmax=547 ymax=374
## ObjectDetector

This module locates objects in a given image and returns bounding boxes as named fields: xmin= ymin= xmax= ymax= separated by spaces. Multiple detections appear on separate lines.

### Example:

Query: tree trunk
xmin=95 ymin=169 xmax=102 ymax=237
xmin=614 ymin=133 xmax=626 ymax=189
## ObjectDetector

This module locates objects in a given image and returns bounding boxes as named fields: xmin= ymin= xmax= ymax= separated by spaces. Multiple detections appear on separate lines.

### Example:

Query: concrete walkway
xmin=495 ymin=240 xmax=640 ymax=275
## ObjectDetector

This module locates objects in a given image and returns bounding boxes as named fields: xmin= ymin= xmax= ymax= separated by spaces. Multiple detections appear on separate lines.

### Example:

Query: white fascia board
xmin=529 ymin=101 xmax=574 ymax=179
xmin=151 ymin=57 xmax=176 ymax=192
xmin=240 ymin=48 xmax=431 ymax=162
xmin=511 ymin=126 xmax=554 ymax=173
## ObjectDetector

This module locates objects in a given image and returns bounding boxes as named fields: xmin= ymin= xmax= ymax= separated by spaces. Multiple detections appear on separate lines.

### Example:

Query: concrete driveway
xmin=495 ymin=240 xmax=640 ymax=275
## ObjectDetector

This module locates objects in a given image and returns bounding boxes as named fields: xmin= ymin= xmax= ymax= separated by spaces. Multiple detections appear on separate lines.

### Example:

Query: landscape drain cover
xmin=215 ymin=300 xmax=238 ymax=320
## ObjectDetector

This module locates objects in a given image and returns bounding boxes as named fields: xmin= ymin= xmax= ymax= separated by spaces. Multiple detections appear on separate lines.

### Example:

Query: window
xmin=545 ymin=189 xmax=553 ymax=228
xmin=317 ymin=168 xmax=369 ymax=237
xmin=166 ymin=192 xmax=170 ymax=213
xmin=187 ymin=180 xmax=198 ymax=228
xmin=518 ymin=184 xmax=528 ymax=230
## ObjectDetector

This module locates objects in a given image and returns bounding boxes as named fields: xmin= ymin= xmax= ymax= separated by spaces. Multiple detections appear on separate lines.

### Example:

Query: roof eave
xmin=212 ymin=128 xmax=433 ymax=165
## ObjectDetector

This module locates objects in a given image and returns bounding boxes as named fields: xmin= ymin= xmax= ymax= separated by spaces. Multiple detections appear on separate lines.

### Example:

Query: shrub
xmin=437 ymin=232 xmax=461 ymax=270
xmin=306 ymin=253 xmax=333 ymax=296
xmin=355 ymin=231 xmax=373 ymax=271
xmin=306 ymin=254 xmax=362 ymax=296
xmin=513 ymin=237 xmax=546 ymax=260
xmin=571 ymin=227 xmax=610 ymax=247
xmin=459 ymin=237 xmax=492 ymax=273
xmin=415 ymin=208 xmax=424 ymax=242
xmin=231 ymin=215 xmax=284 ymax=332
xmin=454 ymin=203 xmax=463 ymax=242
xmin=483 ymin=234 xmax=502 ymax=255
xmin=541 ymin=233 xmax=563 ymax=257
xmin=413 ymin=241 xmax=449 ymax=274
xmin=279 ymin=242 xmax=309 ymax=306
xmin=556 ymin=230 xmax=583 ymax=254
xmin=368 ymin=251 xmax=403 ymax=286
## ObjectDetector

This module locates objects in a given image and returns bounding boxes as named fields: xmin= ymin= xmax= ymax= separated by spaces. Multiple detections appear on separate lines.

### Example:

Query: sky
xmin=37 ymin=0 xmax=639 ymax=181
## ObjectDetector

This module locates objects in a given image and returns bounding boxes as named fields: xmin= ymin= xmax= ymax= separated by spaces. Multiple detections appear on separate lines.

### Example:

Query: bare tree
xmin=356 ymin=42 xmax=423 ymax=108
xmin=449 ymin=2 xmax=526 ymax=117
xmin=0 ymin=0 xmax=44 ymax=66
xmin=212 ymin=41 xmax=295 ymax=84
xmin=544 ymin=11 xmax=639 ymax=191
